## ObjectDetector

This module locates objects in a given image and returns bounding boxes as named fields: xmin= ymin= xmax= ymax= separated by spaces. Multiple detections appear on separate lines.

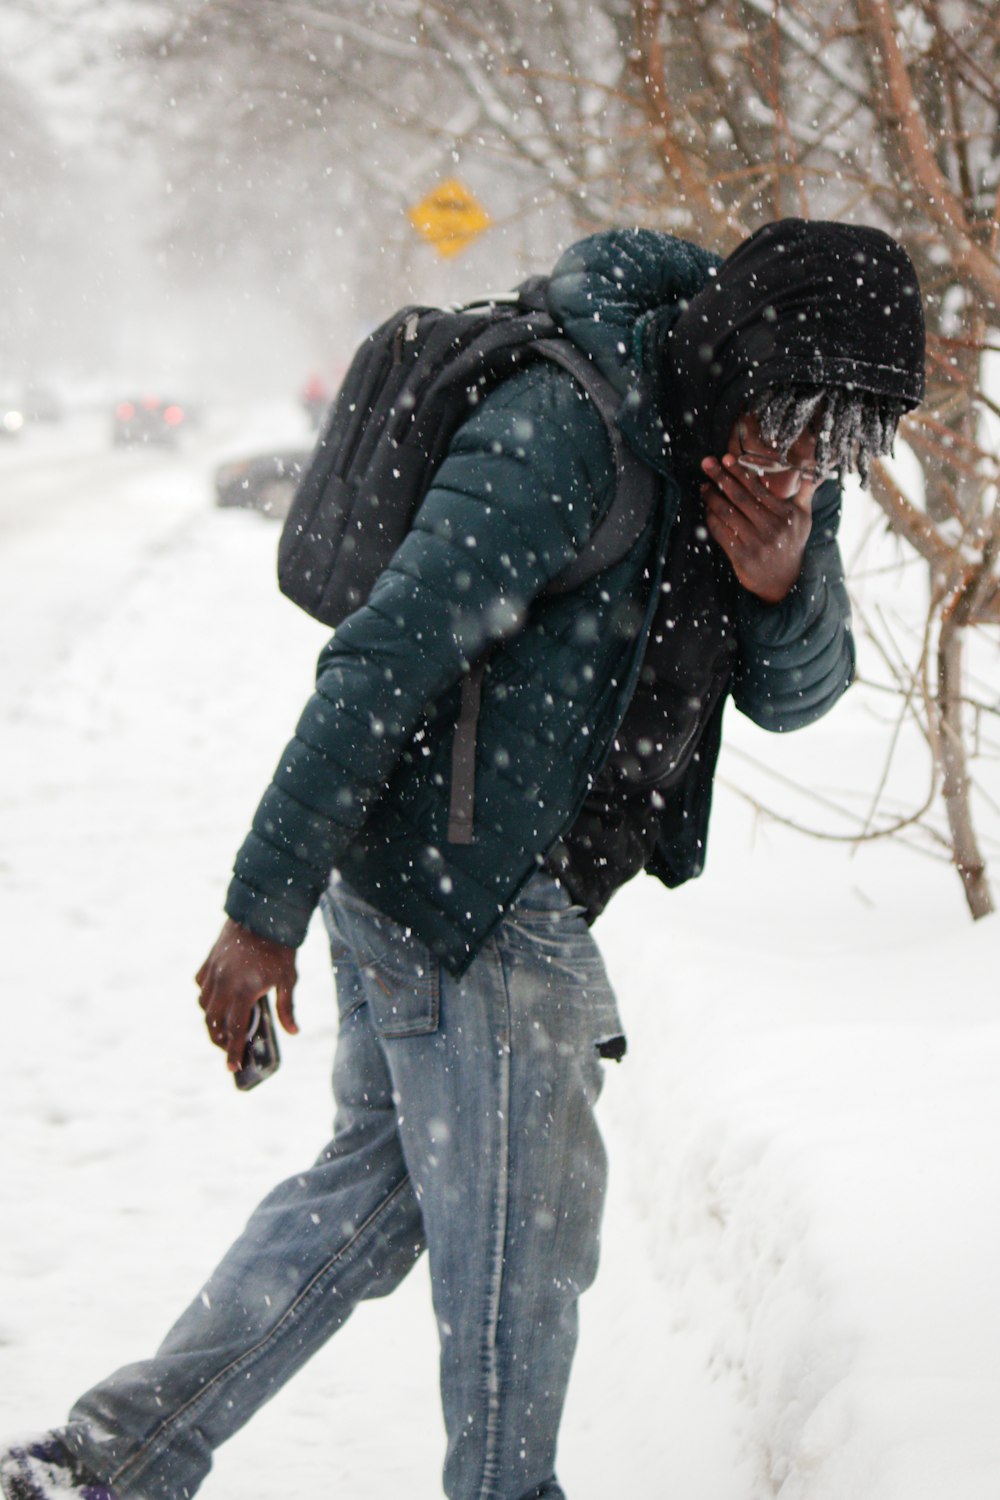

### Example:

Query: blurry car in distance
xmin=112 ymin=396 xmax=186 ymax=447
xmin=1 ymin=399 xmax=24 ymax=438
xmin=214 ymin=450 xmax=310 ymax=520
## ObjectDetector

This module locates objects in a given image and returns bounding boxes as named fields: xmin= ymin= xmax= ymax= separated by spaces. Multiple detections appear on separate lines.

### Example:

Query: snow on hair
xmin=750 ymin=385 xmax=908 ymax=486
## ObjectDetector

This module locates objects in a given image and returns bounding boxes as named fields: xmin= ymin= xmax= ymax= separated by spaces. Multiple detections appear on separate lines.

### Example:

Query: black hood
xmin=651 ymin=218 xmax=925 ymax=467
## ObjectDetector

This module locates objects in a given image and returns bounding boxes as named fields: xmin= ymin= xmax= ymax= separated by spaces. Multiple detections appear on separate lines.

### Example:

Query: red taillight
xmin=117 ymin=402 xmax=136 ymax=419
xmin=163 ymin=405 xmax=184 ymax=426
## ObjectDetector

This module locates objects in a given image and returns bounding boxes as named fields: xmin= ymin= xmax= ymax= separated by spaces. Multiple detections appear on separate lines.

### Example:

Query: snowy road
xmin=0 ymin=408 xmax=296 ymax=706
xmin=2 ymin=414 xmax=999 ymax=1499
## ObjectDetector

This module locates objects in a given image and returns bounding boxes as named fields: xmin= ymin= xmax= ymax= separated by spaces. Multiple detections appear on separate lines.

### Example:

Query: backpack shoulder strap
xmin=448 ymin=340 xmax=661 ymax=845
xmin=530 ymin=338 xmax=659 ymax=593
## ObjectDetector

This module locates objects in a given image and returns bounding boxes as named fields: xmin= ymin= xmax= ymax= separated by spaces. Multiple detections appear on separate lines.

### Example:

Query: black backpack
xmin=278 ymin=276 xmax=656 ymax=623
xmin=277 ymin=275 xmax=658 ymax=842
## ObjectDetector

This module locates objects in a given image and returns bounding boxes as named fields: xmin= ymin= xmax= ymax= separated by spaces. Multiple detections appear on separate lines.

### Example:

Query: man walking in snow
xmin=2 ymin=218 xmax=925 ymax=1500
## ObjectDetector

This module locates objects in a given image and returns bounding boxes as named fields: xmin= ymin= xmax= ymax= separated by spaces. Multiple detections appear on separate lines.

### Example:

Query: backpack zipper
xmin=392 ymin=311 xmax=421 ymax=364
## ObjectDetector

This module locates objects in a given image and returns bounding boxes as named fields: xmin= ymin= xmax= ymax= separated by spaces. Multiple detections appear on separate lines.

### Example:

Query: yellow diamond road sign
xmin=408 ymin=179 xmax=491 ymax=259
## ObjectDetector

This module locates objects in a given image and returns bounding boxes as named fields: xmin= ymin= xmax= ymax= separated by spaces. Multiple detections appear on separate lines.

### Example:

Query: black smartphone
xmin=234 ymin=996 xmax=281 ymax=1091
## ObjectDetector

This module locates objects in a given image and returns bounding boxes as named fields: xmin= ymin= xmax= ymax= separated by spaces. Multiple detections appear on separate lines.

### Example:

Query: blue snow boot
xmin=0 ymin=1436 xmax=118 ymax=1500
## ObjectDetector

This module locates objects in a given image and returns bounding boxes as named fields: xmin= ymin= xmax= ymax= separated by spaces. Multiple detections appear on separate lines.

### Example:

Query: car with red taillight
xmin=112 ymin=395 xmax=186 ymax=447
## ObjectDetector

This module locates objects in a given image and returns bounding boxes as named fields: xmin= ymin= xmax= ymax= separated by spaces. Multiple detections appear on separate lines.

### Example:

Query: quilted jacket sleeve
xmin=730 ymin=479 xmax=855 ymax=732
xmin=225 ymin=363 xmax=615 ymax=947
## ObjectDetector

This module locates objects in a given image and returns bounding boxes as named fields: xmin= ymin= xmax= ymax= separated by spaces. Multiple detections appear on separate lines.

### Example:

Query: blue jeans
xmin=64 ymin=874 xmax=623 ymax=1500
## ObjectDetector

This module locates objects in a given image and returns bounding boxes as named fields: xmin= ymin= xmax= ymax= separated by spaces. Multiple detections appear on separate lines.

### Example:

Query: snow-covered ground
xmin=1 ymin=410 xmax=998 ymax=1499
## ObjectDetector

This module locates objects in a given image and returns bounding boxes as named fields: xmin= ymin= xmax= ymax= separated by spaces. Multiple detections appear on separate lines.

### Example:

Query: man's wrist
xmin=225 ymin=875 xmax=311 ymax=950
xmin=745 ymin=571 xmax=800 ymax=606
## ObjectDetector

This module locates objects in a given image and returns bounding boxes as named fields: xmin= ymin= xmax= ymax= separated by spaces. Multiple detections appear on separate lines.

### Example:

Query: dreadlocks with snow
xmin=661 ymin=220 xmax=925 ymax=486
xmin=750 ymin=385 xmax=908 ymax=487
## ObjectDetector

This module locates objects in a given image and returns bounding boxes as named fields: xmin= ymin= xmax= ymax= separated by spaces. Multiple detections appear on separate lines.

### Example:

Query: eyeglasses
xmin=734 ymin=416 xmax=835 ymax=492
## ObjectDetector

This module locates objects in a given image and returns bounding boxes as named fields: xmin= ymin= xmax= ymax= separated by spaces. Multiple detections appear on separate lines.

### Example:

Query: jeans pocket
xmin=328 ymin=887 xmax=440 ymax=1039
xmin=501 ymin=875 xmax=624 ymax=1048
xmin=504 ymin=873 xmax=589 ymax=949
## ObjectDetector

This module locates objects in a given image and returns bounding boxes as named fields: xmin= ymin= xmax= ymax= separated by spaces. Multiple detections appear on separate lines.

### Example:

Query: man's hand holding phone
xmin=233 ymin=997 xmax=281 ymax=1091
xmin=195 ymin=918 xmax=299 ymax=1084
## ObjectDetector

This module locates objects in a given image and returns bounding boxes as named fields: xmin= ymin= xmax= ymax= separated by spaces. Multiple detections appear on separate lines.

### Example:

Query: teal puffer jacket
xmin=226 ymin=229 xmax=855 ymax=973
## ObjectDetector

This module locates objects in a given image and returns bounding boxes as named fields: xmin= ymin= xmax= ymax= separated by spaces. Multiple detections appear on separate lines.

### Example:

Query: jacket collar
xmin=545 ymin=228 xmax=721 ymax=478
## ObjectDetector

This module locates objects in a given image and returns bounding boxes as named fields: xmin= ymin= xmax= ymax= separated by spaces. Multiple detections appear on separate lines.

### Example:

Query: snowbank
xmin=598 ymin=785 xmax=1000 ymax=1498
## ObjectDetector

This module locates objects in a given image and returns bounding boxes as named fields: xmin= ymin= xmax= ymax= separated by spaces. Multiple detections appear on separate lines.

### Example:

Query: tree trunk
xmin=935 ymin=611 xmax=995 ymax=919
